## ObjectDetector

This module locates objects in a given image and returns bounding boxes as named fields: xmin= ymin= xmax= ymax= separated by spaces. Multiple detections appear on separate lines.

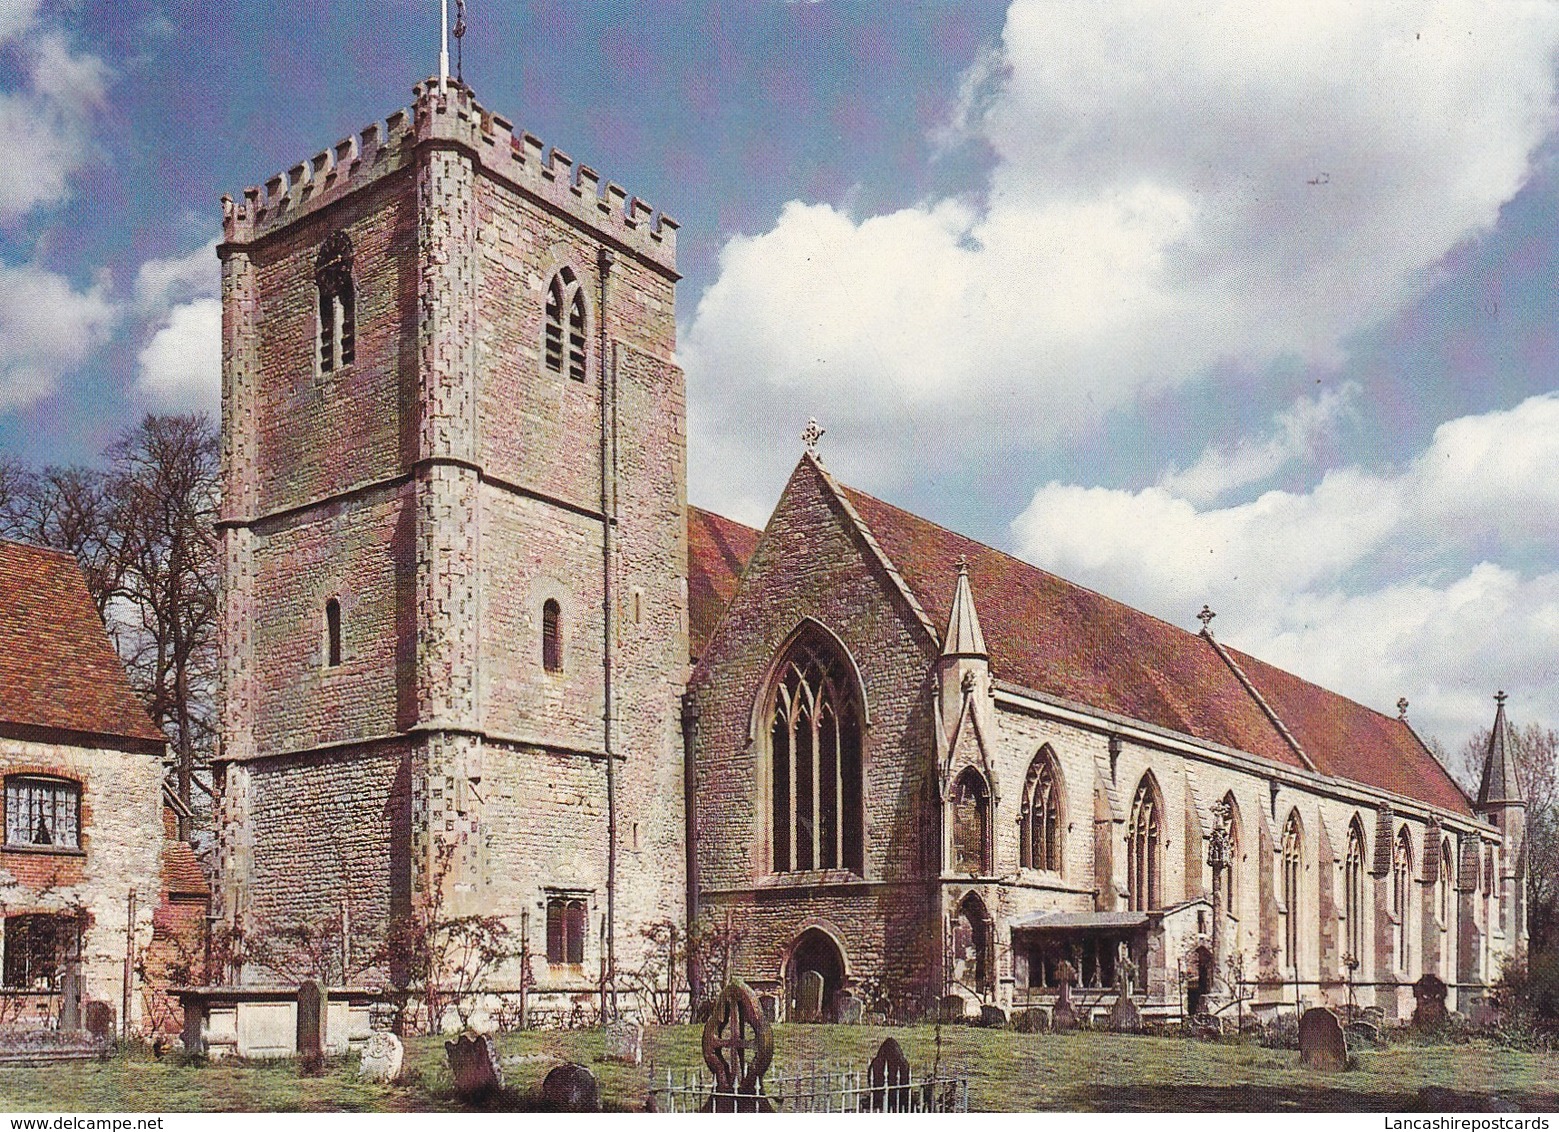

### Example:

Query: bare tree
xmin=108 ymin=414 xmax=220 ymax=825
xmin=0 ymin=462 xmax=126 ymax=618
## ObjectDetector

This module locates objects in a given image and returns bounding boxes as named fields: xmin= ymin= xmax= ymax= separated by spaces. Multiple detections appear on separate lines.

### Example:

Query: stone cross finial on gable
xmin=1196 ymin=604 xmax=1216 ymax=633
xmin=1495 ymin=689 xmax=1508 ymax=706
xmin=956 ymin=554 xmax=969 ymax=574
xmin=1397 ymin=697 xmax=1409 ymax=720
xmin=801 ymin=418 xmax=825 ymax=456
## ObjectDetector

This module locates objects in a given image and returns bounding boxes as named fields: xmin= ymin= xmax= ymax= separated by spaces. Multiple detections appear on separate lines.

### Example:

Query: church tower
xmin=214 ymin=77 xmax=688 ymax=1001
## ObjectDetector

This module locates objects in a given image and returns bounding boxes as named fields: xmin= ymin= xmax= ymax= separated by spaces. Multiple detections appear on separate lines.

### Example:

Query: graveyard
xmin=2 ymin=1023 xmax=1557 ymax=1113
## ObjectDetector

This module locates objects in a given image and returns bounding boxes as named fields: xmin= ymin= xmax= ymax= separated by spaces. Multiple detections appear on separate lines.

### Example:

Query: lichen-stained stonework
xmin=216 ymin=79 xmax=687 ymax=1007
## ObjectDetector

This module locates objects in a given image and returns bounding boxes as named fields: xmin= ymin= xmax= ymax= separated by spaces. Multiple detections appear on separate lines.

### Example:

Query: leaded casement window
xmin=315 ymin=231 xmax=356 ymax=374
xmin=1020 ymin=749 xmax=1062 ymax=872
xmin=1282 ymin=810 xmax=1303 ymax=970
xmin=767 ymin=627 xmax=864 ymax=874
xmin=544 ymin=267 xmax=587 ymax=382
xmin=5 ymin=777 xmax=79 ymax=850
xmin=324 ymin=597 xmax=343 ymax=668
xmin=542 ymin=599 xmax=563 ymax=673
xmin=1393 ymin=826 xmax=1414 ymax=973
xmin=1344 ymin=817 xmax=1367 ymax=966
xmin=1126 ymin=775 xmax=1161 ymax=912
xmin=2 ymin=914 xmax=67 ymax=990
xmin=951 ymin=767 xmax=992 ymax=876
xmin=545 ymin=895 xmax=587 ymax=966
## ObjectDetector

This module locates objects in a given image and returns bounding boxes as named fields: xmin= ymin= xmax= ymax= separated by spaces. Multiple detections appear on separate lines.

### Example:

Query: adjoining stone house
xmin=0 ymin=539 xmax=207 ymax=1034
xmin=211 ymin=74 xmax=1525 ymax=1027
xmin=687 ymin=454 xmax=1525 ymax=1024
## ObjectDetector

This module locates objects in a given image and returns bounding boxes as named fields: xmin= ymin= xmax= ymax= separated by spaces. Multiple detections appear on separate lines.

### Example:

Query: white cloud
xmin=0 ymin=31 xmax=111 ymax=226
xmin=1011 ymin=392 xmax=1559 ymax=744
xmin=134 ymin=239 xmax=220 ymax=312
xmin=1158 ymin=383 xmax=1360 ymax=504
xmin=0 ymin=262 xmax=116 ymax=409
xmin=681 ymin=0 xmax=1559 ymax=513
xmin=136 ymin=298 xmax=221 ymax=415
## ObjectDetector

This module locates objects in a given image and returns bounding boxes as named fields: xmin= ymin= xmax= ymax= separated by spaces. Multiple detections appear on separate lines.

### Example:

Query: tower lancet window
xmin=544 ymin=267 xmax=587 ymax=382
xmin=324 ymin=597 xmax=342 ymax=668
xmin=542 ymin=599 xmax=563 ymax=673
xmin=315 ymin=231 xmax=356 ymax=374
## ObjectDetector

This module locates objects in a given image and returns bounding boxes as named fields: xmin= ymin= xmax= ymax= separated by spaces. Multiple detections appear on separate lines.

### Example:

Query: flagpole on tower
xmin=439 ymin=0 xmax=450 ymax=91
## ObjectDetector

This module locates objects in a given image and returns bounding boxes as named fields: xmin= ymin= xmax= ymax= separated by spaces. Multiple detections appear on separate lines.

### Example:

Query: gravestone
xmin=1297 ymin=1007 xmax=1347 ymax=1072
xmin=603 ymin=1018 xmax=643 ymax=1065
xmin=979 ymin=1004 xmax=1007 ymax=1028
xmin=796 ymin=970 xmax=825 ymax=1023
xmin=702 ymin=979 xmax=775 ymax=1113
xmin=865 ymin=1037 xmax=912 ymax=1112
xmin=1413 ymin=973 xmax=1448 ymax=1029
xmin=1107 ymin=991 xmax=1141 ymax=1033
xmin=1344 ymin=1020 xmax=1382 ymax=1048
xmin=84 ymin=1000 xmax=114 ymax=1040
xmin=358 ymin=1031 xmax=404 ymax=1084
xmin=297 ymin=980 xmax=326 ymax=1075
xmin=1052 ymin=960 xmax=1079 ymax=1031
xmin=58 ymin=970 xmax=81 ymax=1032
xmin=759 ymin=994 xmax=778 ymax=1024
xmin=446 ymin=1032 xmax=504 ymax=1100
xmin=836 ymin=992 xmax=863 ymax=1025
xmin=541 ymin=1063 xmax=601 ymax=1113
xmin=939 ymin=994 xmax=970 ymax=1023
xmin=1188 ymin=1012 xmax=1223 ymax=1041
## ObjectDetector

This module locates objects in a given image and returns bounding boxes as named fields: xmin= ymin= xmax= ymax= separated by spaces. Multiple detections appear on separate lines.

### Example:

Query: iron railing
xmin=649 ymin=1063 xmax=970 ymax=1113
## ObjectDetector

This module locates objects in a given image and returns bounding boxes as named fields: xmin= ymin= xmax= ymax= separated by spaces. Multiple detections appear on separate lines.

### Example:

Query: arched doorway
xmin=953 ymin=894 xmax=993 ymax=998
xmin=787 ymin=928 xmax=846 ymax=1022
xmin=1187 ymin=945 xmax=1214 ymax=1016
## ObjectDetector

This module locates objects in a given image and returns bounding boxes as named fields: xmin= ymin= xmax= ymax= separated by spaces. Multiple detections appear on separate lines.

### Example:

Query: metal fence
xmin=649 ymin=1063 xmax=971 ymax=1113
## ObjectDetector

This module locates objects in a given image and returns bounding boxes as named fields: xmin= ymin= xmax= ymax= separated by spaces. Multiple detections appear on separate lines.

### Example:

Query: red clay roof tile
xmin=161 ymin=840 xmax=210 ymax=898
xmin=688 ymin=505 xmax=760 ymax=661
xmin=0 ymin=539 xmax=166 ymax=746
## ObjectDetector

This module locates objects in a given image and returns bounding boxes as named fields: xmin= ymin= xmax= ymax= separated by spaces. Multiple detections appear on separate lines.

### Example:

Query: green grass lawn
xmin=0 ymin=1025 xmax=1555 ymax=1113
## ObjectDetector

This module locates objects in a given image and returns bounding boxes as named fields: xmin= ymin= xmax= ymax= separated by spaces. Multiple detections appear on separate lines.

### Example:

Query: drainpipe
xmin=598 ymin=245 xmax=618 ymax=1018
xmin=681 ymin=689 xmax=701 ymax=1009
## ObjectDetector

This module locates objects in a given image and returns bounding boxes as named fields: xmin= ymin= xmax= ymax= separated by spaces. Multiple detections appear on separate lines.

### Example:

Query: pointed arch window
xmin=1437 ymin=839 xmax=1453 ymax=929
xmin=951 ymin=767 xmax=991 ymax=875
xmin=1021 ymin=749 xmax=1062 ymax=872
xmin=542 ymin=599 xmax=563 ymax=673
xmin=1344 ymin=817 xmax=1366 ymax=967
xmin=544 ymin=267 xmax=587 ymax=382
xmin=1282 ymin=810 xmax=1303 ymax=970
xmin=315 ymin=231 xmax=356 ymax=374
xmin=1127 ymin=776 xmax=1161 ymax=912
xmin=1393 ymin=825 xmax=1414 ymax=973
xmin=767 ymin=627 xmax=864 ymax=874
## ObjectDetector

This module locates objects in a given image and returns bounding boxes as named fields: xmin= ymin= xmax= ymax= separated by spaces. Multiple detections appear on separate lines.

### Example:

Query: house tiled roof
xmin=161 ymin=840 xmax=210 ymax=899
xmin=0 ymin=539 xmax=166 ymax=747
xmin=688 ymin=505 xmax=760 ymax=661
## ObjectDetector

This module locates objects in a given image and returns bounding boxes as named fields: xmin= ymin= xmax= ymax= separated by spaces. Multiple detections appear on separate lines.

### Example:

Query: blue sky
xmin=4 ymin=1 xmax=1559 ymax=755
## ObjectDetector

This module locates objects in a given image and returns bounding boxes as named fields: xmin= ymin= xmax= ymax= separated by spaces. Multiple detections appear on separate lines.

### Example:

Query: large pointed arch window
xmin=1393 ymin=825 xmax=1414 ymax=973
xmin=1282 ymin=810 xmax=1303 ymax=970
xmin=1344 ymin=817 xmax=1366 ymax=966
xmin=544 ymin=266 xmax=588 ymax=382
xmin=951 ymin=767 xmax=991 ymax=875
xmin=315 ymin=231 xmax=356 ymax=374
xmin=767 ymin=627 xmax=864 ymax=874
xmin=1021 ymin=748 xmax=1062 ymax=872
xmin=1127 ymin=775 xmax=1161 ymax=911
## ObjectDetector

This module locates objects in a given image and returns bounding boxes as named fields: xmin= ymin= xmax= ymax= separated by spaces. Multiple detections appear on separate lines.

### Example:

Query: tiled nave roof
xmin=685 ymin=467 xmax=1475 ymax=818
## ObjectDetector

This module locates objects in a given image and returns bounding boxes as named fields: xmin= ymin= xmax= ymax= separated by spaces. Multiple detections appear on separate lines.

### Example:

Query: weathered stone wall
xmin=0 ymin=736 xmax=163 ymax=1030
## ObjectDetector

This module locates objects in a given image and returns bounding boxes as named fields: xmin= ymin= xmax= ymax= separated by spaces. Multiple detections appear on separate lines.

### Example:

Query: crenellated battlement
xmin=221 ymin=78 xmax=678 ymax=274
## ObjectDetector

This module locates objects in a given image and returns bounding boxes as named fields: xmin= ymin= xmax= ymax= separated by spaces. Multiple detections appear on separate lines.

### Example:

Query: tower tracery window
xmin=1393 ymin=825 xmax=1414 ymax=973
xmin=1345 ymin=816 xmax=1366 ymax=966
xmin=1020 ymin=748 xmax=1062 ymax=872
xmin=1282 ymin=809 xmax=1303 ymax=970
xmin=544 ymin=267 xmax=587 ymax=382
xmin=1126 ymin=775 xmax=1161 ymax=912
xmin=951 ymin=767 xmax=991 ymax=875
xmin=767 ymin=626 xmax=864 ymax=875
xmin=315 ymin=231 xmax=356 ymax=374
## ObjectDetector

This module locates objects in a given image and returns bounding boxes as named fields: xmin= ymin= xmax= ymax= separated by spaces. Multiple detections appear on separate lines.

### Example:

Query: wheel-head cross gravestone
xmin=701 ymin=979 xmax=775 ymax=1113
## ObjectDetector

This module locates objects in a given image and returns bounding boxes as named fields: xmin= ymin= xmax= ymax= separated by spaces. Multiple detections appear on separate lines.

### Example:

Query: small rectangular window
xmin=5 ymin=778 xmax=80 ymax=849
xmin=545 ymin=895 xmax=587 ymax=966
